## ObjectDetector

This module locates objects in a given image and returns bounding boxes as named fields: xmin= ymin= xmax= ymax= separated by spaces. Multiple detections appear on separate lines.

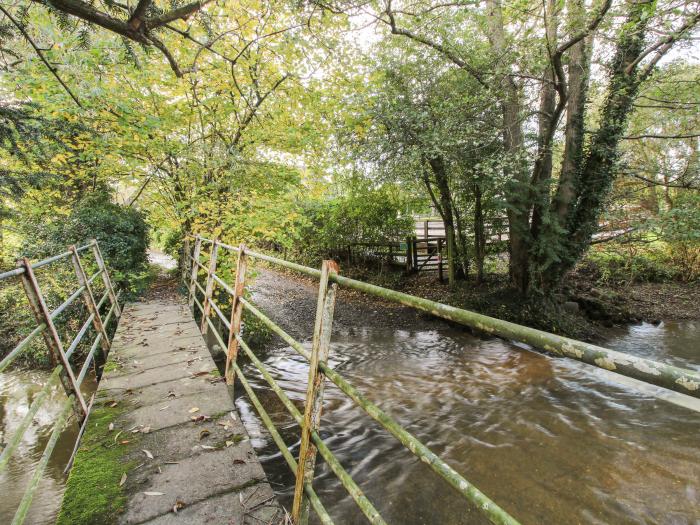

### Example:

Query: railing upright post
xmin=91 ymin=240 xmax=121 ymax=317
xmin=438 ymin=238 xmax=444 ymax=282
xmin=292 ymin=259 xmax=339 ymax=525
xmin=200 ymin=240 xmax=219 ymax=334
xmin=71 ymin=246 xmax=111 ymax=361
xmin=17 ymin=258 xmax=88 ymax=418
xmin=412 ymin=236 xmax=418 ymax=271
xmin=181 ymin=237 xmax=191 ymax=286
xmin=188 ymin=235 xmax=203 ymax=308
xmin=225 ymin=244 xmax=247 ymax=385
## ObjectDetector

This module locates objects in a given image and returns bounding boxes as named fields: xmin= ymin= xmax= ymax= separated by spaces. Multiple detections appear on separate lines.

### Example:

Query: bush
xmin=294 ymin=183 xmax=414 ymax=264
xmin=23 ymin=192 xmax=150 ymax=296
xmin=584 ymin=245 xmax=682 ymax=284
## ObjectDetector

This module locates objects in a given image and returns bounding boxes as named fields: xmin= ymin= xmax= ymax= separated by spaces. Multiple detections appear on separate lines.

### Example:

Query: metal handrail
xmin=0 ymin=239 xmax=122 ymax=525
xmin=185 ymin=234 xmax=700 ymax=525
xmin=184 ymin=236 xmax=520 ymax=525
xmin=0 ymin=241 xmax=94 ymax=281
xmin=235 ymin=243 xmax=700 ymax=400
xmin=239 ymin=297 xmax=516 ymax=523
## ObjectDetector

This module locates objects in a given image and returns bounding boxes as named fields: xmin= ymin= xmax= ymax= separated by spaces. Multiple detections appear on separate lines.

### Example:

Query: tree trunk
xmin=473 ymin=181 xmax=485 ymax=284
xmin=529 ymin=0 xmax=558 ymax=242
xmin=486 ymin=0 xmax=529 ymax=293
xmin=551 ymin=0 xmax=591 ymax=226
xmin=428 ymin=156 xmax=458 ymax=287
xmin=541 ymin=0 xmax=653 ymax=291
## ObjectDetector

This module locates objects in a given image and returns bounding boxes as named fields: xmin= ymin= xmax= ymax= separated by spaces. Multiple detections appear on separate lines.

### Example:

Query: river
xmin=1 ymin=321 xmax=698 ymax=524
xmin=238 ymin=320 xmax=700 ymax=525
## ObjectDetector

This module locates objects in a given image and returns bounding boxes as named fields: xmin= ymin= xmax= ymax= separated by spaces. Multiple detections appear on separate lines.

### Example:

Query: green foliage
xmin=295 ymin=180 xmax=414 ymax=262
xmin=22 ymin=192 xmax=150 ymax=295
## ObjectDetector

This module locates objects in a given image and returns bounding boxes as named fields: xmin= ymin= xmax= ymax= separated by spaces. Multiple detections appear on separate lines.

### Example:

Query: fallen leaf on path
xmin=120 ymin=440 xmax=130 ymax=445
xmin=142 ymin=426 xmax=151 ymax=434
xmin=108 ymin=423 xmax=114 ymax=431
xmin=173 ymin=500 xmax=186 ymax=513
xmin=119 ymin=473 xmax=127 ymax=487
xmin=188 ymin=407 xmax=200 ymax=413
xmin=225 ymin=441 xmax=234 ymax=447
xmin=233 ymin=459 xmax=246 ymax=465
xmin=144 ymin=492 xmax=164 ymax=496
xmin=143 ymin=449 xmax=154 ymax=459
xmin=199 ymin=429 xmax=210 ymax=440
xmin=201 ymin=445 xmax=216 ymax=450
xmin=159 ymin=405 xmax=169 ymax=411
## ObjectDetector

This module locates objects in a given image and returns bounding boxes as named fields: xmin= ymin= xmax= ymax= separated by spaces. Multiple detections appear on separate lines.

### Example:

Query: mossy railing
xmin=184 ymin=233 xmax=700 ymax=525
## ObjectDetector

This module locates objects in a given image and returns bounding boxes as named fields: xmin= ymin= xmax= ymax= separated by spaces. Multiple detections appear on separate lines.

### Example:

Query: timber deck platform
xmin=57 ymin=295 xmax=283 ymax=525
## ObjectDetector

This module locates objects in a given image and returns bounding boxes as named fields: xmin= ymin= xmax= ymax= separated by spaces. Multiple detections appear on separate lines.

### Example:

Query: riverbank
xmin=255 ymin=263 xmax=699 ymax=344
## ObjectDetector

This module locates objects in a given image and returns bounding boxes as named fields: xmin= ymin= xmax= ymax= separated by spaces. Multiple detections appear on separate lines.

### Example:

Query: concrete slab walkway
xmin=57 ymin=294 xmax=284 ymax=525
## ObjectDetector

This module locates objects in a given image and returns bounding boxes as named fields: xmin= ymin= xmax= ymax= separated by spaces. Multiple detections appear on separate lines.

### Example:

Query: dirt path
xmin=249 ymin=268 xmax=452 ymax=345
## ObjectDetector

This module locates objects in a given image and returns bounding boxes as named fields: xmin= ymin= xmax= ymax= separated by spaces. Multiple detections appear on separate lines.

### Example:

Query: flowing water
xmin=0 ymin=371 xmax=95 ymax=525
xmin=1 ymin=320 xmax=698 ymax=524
xmin=237 ymin=320 xmax=700 ymax=525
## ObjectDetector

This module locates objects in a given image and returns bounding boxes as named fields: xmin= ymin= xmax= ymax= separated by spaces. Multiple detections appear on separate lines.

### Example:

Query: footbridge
xmin=1 ymin=236 xmax=698 ymax=525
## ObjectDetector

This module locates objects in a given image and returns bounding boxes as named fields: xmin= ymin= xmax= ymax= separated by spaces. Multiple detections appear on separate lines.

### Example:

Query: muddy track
xmin=249 ymin=268 xmax=453 ymax=345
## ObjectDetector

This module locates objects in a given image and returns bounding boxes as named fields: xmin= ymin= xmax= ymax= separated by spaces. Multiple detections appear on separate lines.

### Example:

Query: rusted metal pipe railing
xmin=0 ymin=239 xmax=122 ymax=525
xmin=236 ymin=246 xmax=700 ymax=399
xmin=182 ymin=236 xmax=521 ymax=525
xmin=184 ymin=233 xmax=700 ymax=525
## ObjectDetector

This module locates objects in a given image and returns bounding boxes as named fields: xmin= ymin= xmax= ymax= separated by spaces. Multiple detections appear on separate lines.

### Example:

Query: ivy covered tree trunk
xmin=534 ymin=0 xmax=653 ymax=293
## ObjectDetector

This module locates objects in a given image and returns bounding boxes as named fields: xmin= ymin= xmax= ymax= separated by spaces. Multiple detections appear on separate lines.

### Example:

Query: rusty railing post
xmin=188 ymin=235 xmax=203 ymax=308
xmin=225 ymin=244 xmax=247 ymax=385
xmin=200 ymin=239 xmax=219 ymax=334
xmin=91 ymin=239 xmax=121 ymax=317
xmin=71 ymin=245 xmax=111 ymax=360
xmin=437 ymin=238 xmax=444 ymax=282
xmin=291 ymin=259 xmax=339 ymax=524
xmin=17 ymin=257 xmax=88 ymax=417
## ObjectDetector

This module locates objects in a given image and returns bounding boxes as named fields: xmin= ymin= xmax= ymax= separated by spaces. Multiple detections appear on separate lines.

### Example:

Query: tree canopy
xmin=1 ymin=0 xmax=698 ymax=294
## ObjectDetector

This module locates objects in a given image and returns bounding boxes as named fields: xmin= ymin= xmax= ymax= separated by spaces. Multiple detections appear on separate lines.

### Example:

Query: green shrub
xmin=294 ymin=183 xmax=414 ymax=265
xmin=22 ymin=192 xmax=150 ymax=296
xmin=584 ymin=245 xmax=682 ymax=284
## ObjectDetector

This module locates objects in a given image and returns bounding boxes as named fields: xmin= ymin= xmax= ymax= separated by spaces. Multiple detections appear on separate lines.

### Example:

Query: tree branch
xmin=0 ymin=5 xmax=83 ymax=108
xmin=128 ymin=0 xmax=152 ymax=30
xmin=627 ymin=11 xmax=700 ymax=77
xmin=382 ymin=0 xmax=488 ymax=87
xmin=622 ymin=133 xmax=700 ymax=139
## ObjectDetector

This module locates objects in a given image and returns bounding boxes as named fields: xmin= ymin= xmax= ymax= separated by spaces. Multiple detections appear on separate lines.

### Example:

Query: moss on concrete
xmin=56 ymin=403 xmax=139 ymax=525
xmin=102 ymin=360 xmax=123 ymax=374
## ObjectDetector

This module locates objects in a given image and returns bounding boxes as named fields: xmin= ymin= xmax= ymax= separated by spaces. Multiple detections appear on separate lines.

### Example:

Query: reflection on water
xmin=237 ymin=321 xmax=700 ymax=524
xmin=0 ymin=370 xmax=91 ymax=525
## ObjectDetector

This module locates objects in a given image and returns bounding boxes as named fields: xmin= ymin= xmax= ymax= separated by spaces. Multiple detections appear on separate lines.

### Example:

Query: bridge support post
xmin=292 ymin=260 xmax=339 ymax=525
xmin=17 ymin=258 xmax=89 ymax=418
xmin=188 ymin=235 xmax=203 ymax=308
xmin=91 ymin=240 xmax=121 ymax=318
xmin=200 ymin=240 xmax=219 ymax=335
xmin=225 ymin=244 xmax=247 ymax=386
xmin=71 ymin=245 xmax=111 ymax=361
